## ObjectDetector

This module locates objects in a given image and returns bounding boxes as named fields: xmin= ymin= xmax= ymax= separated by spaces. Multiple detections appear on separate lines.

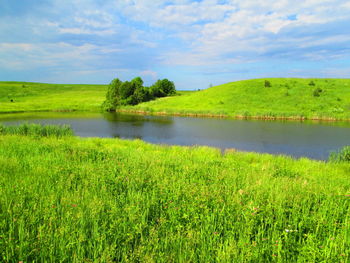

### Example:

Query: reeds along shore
xmin=117 ymin=108 xmax=350 ymax=122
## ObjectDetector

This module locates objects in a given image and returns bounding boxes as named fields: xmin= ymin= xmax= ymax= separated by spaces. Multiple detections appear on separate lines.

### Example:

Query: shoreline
xmin=117 ymin=109 xmax=350 ymax=122
xmin=1 ymin=108 xmax=350 ymax=122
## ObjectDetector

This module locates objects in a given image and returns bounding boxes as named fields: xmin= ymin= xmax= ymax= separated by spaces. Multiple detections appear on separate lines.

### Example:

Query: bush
xmin=313 ymin=87 xmax=322 ymax=97
xmin=329 ymin=146 xmax=350 ymax=162
xmin=264 ymin=80 xmax=271 ymax=87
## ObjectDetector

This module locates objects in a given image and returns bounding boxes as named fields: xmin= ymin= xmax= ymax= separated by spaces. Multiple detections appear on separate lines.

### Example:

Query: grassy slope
xmin=0 ymin=132 xmax=349 ymax=261
xmin=124 ymin=78 xmax=350 ymax=120
xmin=0 ymin=81 xmax=107 ymax=113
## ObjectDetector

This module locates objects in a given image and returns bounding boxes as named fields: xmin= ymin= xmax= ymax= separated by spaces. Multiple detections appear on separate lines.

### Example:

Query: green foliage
xmin=150 ymin=78 xmax=176 ymax=97
xmin=102 ymin=78 xmax=122 ymax=111
xmin=329 ymin=146 xmax=350 ymax=162
xmin=0 ymin=133 xmax=349 ymax=261
xmin=309 ymin=81 xmax=316 ymax=86
xmin=103 ymin=77 xmax=176 ymax=111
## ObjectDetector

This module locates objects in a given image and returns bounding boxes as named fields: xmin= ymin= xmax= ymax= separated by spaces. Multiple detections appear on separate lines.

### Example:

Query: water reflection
xmin=0 ymin=112 xmax=350 ymax=160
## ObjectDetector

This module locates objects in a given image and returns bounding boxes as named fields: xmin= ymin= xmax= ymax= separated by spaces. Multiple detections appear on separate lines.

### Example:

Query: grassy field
xmin=123 ymin=78 xmax=350 ymax=120
xmin=0 ymin=125 xmax=349 ymax=262
xmin=0 ymin=81 xmax=107 ymax=113
xmin=2 ymin=79 xmax=350 ymax=121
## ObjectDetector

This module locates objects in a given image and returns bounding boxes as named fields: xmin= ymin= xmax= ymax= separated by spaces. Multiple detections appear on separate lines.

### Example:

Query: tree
xmin=131 ymin=86 xmax=150 ymax=105
xmin=159 ymin=79 xmax=176 ymax=95
xmin=150 ymin=80 xmax=165 ymax=98
xmin=150 ymin=79 xmax=176 ymax=98
xmin=102 ymin=78 xmax=122 ymax=111
xmin=102 ymin=76 xmax=177 ymax=111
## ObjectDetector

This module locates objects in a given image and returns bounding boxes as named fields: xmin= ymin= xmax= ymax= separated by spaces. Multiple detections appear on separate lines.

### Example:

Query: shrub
xmin=264 ymin=80 xmax=271 ymax=87
xmin=309 ymin=81 xmax=315 ymax=86
xmin=313 ymin=88 xmax=322 ymax=97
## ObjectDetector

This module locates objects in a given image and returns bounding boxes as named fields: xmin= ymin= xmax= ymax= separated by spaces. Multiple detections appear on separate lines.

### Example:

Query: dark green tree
xmin=102 ymin=76 xmax=176 ymax=111
xmin=102 ymin=78 xmax=122 ymax=111
xmin=159 ymin=79 xmax=176 ymax=95
xmin=150 ymin=80 xmax=165 ymax=98
xmin=150 ymin=79 xmax=176 ymax=97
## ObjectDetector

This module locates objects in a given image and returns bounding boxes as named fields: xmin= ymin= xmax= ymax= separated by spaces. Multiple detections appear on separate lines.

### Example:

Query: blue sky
xmin=1 ymin=0 xmax=350 ymax=90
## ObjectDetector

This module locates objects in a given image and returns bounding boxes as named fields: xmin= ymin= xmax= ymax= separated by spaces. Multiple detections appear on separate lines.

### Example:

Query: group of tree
xmin=102 ymin=77 xmax=176 ymax=111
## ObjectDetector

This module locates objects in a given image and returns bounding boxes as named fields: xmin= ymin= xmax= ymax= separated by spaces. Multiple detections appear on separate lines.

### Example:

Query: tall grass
xmin=0 ymin=123 xmax=73 ymax=137
xmin=329 ymin=146 xmax=350 ymax=162
xmin=0 ymin=133 xmax=349 ymax=262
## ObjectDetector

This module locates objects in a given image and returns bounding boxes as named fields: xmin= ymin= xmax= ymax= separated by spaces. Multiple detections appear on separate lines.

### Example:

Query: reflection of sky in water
xmin=1 ymin=112 xmax=350 ymax=160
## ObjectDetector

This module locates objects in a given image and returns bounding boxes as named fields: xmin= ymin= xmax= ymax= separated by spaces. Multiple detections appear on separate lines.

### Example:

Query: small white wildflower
xmin=285 ymin=229 xmax=298 ymax=233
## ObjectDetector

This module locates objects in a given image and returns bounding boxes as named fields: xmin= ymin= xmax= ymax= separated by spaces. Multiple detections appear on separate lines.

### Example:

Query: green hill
xmin=123 ymin=78 xmax=350 ymax=120
xmin=0 ymin=81 xmax=107 ymax=113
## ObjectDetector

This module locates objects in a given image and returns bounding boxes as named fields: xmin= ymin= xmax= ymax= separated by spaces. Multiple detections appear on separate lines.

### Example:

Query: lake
xmin=1 ymin=112 xmax=350 ymax=160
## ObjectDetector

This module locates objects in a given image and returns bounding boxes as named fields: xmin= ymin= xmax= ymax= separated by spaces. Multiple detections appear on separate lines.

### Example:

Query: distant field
xmin=123 ymin=78 xmax=350 ymax=120
xmin=0 ymin=82 xmax=107 ymax=113
xmin=0 ymin=127 xmax=349 ymax=261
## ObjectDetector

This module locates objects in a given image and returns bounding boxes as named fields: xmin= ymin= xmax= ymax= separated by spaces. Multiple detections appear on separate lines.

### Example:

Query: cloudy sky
xmin=1 ymin=0 xmax=350 ymax=90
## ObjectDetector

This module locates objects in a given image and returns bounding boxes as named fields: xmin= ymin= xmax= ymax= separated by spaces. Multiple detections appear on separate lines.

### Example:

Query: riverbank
xmin=122 ymin=78 xmax=350 ymax=121
xmin=117 ymin=108 xmax=350 ymax=122
xmin=0 ymin=127 xmax=349 ymax=261
xmin=1 ymin=78 xmax=350 ymax=121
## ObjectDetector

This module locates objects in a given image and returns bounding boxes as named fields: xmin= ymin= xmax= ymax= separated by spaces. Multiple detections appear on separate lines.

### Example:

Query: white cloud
xmin=0 ymin=42 xmax=101 ymax=70
xmin=1 ymin=0 xmax=350 ymax=86
xmin=115 ymin=0 xmax=350 ymax=66
xmin=58 ymin=27 xmax=116 ymax=36
xmin=140 ymin=70 xmax=158 ymax=80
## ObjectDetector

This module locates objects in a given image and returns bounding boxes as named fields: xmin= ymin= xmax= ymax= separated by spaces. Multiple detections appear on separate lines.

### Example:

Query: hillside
xmin=123 ymin=78 xmax=350 ymax=120
xmin=0 ymin=82 xmax=107 ymax=113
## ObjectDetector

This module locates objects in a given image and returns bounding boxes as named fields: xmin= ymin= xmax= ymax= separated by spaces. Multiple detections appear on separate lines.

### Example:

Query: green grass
xmin=123 ymin=78 xmax=350 ymax=120
xmin=0 ymin=123 xmax=73 ymax=137
xmin=2 ymin=79 xmax=350 ymax=121
xmin=0 ymin=81 xmax=107 ymax=113
xmin=1 ymin=128 xmax=349 ymax=262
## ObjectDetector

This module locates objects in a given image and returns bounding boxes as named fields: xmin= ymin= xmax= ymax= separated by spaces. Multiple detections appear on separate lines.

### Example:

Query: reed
xmin=0 ymin=123 xmax=73 ymax=137
xmin=329 ymin=146 xmax=350 ymax=162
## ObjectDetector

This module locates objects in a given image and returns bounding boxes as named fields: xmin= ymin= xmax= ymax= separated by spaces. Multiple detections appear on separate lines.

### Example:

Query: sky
xmin=0 ymin=0 xmax=350 ymax=90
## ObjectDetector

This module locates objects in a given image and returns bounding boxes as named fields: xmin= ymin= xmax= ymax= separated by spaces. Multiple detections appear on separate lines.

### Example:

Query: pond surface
xmin=1 ymin=112 xmax=350 ymax=160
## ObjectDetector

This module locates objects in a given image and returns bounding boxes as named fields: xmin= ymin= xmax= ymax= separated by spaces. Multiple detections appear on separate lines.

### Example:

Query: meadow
xmin=2 ymin=79 xmax=350 ymax=121
xmin=123 ymin=78 xmax=350 ymax=121
xmin=0 ymin=82 xmax=107 ymax=113
xmin=0 ymin=125 xmax=349 ymax=262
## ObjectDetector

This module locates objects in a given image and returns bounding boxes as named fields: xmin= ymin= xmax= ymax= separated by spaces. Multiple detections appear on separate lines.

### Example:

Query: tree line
xmin=102 ymin=77 xmax=176 ymax=111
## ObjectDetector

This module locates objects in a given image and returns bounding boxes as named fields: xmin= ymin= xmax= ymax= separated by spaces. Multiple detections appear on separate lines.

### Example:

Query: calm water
xmin=1 ymin=112 xmax=350 ymax=160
